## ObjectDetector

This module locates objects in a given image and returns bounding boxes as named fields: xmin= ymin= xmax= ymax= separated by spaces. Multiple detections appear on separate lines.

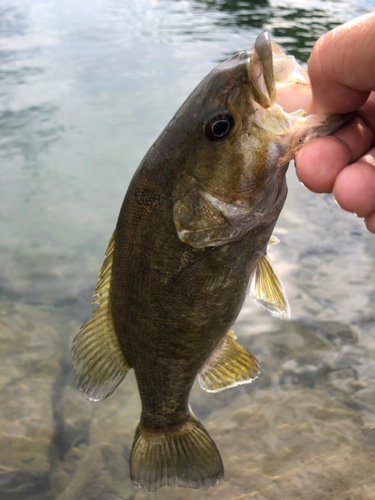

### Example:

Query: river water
xmin=1 ymin=1 xmax=375 ymax=499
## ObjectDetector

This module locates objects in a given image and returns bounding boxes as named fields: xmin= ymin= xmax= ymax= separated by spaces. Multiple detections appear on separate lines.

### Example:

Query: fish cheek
xmin=182 ymin=131 xmax=249 ymax=203
xmin=181 ymin=134 xmax=270 ymax=210
xmin=186 ymin=86 xmax=254 ymax=199
xmin=221 ymin=128 xmax=275 ymax=201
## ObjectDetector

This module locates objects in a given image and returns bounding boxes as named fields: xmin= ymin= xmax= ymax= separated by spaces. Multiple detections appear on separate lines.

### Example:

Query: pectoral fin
xmin=71 ymin=232 xmax=130 ymax=401
xmin=198 ymin=331 xmax=260 ymax=392
xmin=249 ymin=253 xmax=290 ymax=319
xmin=268 ymin=234 xmax=279 ymax=245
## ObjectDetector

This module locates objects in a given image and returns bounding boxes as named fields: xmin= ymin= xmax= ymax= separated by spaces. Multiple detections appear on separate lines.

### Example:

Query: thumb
xmin=308 ymin=12 xmax=375 ymax=115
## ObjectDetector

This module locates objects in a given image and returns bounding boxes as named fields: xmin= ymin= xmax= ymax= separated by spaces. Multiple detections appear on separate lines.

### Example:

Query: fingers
xmin=333 ymin=149 xmax=375 ymax=217
xmin=296 ymin=143 xmax=375 ymax=234
xmin=295 ymin=112 xmax=374 ymax=193
xmin=365 ymin=209 xmax=375 ymax=233
xmin=295 ymin=93 xmax=375 ymax=234
xmin=295 ymin=136 xmax=351 ymax=193
xmin=308 ymin=12 xmax=375 ymax=115
xmin=296 ymin=13 xmax=375 ymax=234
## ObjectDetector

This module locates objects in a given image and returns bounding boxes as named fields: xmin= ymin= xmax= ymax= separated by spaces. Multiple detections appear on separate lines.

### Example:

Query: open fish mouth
xmin=244 ymin=31 xmax=352 ymax=160
xmin=246 ymin=31 xmax=315 ymax=115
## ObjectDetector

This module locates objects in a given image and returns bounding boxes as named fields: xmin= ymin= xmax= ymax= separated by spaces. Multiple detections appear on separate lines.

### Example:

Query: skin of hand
xmin=295 ymin=11 xmax=375 ymax=233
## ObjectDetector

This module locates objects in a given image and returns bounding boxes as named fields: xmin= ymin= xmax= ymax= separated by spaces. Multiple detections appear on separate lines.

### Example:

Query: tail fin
xmin=130 ymin=414 xmax=223 ymax=491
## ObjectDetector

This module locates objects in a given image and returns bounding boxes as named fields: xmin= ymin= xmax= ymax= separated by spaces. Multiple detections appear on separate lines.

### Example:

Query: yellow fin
xmin=268 ymin=234 xmax=280 ymax=245
xmin=131 ymin=414 xmax=223 ymax=491
xmin=198 ymin=331 xmax=260 ymax=393
xmin=71 ymin=232 xmax=130 ymax=401
xmin=249 ymin=253 xmax=291 ymax=319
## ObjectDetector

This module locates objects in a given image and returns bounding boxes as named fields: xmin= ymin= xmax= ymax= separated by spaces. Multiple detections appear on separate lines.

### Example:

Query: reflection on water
xmin=1 ymin=0 xmax=374 ymax=499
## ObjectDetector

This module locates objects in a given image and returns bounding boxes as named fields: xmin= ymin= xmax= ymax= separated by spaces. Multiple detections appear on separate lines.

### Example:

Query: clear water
xmin=1 ymin=1 xmax=375 ymax=499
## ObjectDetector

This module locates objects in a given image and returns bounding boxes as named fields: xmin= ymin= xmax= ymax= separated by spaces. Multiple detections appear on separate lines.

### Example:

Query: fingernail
xmin=332 ymin=194 xmax=341 ymax=208
xmin=295 ymin=169 xmax=306 ymax=188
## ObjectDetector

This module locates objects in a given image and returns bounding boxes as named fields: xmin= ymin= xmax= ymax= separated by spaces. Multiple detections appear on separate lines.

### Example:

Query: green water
xmin=1 ymin=1 xmax=374 ymax=499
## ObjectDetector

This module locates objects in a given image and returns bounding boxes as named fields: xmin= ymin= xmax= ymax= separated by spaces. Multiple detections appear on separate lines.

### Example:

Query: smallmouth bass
xmin=72 ymin=32 xmax=350 ymax=491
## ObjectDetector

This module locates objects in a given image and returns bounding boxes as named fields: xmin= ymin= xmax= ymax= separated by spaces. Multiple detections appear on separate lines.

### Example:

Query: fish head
xmin=183 ymin=31 xmax=351 ymax=207
xmin=172 ymin=32 xmax=351 ymax=247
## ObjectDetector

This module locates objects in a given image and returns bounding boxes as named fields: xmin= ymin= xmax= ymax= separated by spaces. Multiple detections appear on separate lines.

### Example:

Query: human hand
xmin=295 ymin=11 xmax=375 ymax=233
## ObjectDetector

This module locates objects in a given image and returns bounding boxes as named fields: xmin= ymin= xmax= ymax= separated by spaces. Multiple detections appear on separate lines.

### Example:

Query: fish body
xmin=72 ymin=32 xmax=350 ymax=491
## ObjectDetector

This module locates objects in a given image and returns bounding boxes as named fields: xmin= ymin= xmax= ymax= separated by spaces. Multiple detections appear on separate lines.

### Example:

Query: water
xmin=1 ymin=0 xmax=374 ymax=499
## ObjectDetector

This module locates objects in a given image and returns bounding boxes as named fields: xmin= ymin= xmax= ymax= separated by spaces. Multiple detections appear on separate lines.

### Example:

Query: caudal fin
xmin=130 ymin=414 xmax=223 ymax=491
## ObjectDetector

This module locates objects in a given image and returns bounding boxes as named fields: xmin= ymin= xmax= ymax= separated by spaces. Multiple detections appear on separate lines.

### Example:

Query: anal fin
xmin=198 ymin=331 xmax=260 ymax=393
xmin=71 ymin=231 xmax=130 ymax=401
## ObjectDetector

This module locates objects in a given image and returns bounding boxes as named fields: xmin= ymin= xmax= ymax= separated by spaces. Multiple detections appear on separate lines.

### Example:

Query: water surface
xmin=1 ymin=1 xmax=374 ymax=499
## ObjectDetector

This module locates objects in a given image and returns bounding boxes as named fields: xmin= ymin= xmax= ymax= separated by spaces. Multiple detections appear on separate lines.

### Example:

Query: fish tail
xmin=130 ymin=413 xmax=223 ymax=491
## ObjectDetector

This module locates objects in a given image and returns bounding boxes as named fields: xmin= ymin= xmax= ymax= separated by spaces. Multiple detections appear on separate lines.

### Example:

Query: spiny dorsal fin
xmin=131 ymin=413 xmax=223 ymax=491
xmin=249 ymin=253 xmax=291 ymax=319
xmin=198 ymin=330 xmax=260 ymax=393
xmin=71 ymin=231 xmax=130 ymax=401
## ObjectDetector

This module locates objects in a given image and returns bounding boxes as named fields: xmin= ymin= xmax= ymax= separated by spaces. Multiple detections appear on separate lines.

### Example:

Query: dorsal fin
xmin=71 ymin=231 xmax=130 ymax=401
xmin=249 ymin=253 xmax=290 ymax=319
xmin=198 ymin=331 xmax=260 ymax=393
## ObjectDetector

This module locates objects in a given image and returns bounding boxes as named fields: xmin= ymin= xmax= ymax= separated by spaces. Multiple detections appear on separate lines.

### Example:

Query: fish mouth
xmin=246 ymin=31 xmax=277 ymax=111
xmin=246 ymin=31 xmax=352 ymax=154
xmin=246 ymin=30 xmax=312 ymax=114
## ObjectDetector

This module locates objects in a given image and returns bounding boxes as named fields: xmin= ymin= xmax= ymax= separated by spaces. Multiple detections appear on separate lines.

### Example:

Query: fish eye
xmin=205 ymin=113 xmax=234 ymax=141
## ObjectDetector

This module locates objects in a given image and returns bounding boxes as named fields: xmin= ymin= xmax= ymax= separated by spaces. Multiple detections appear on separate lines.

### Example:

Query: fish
xmin=71 ymin=32 xmax=350 ymax=491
